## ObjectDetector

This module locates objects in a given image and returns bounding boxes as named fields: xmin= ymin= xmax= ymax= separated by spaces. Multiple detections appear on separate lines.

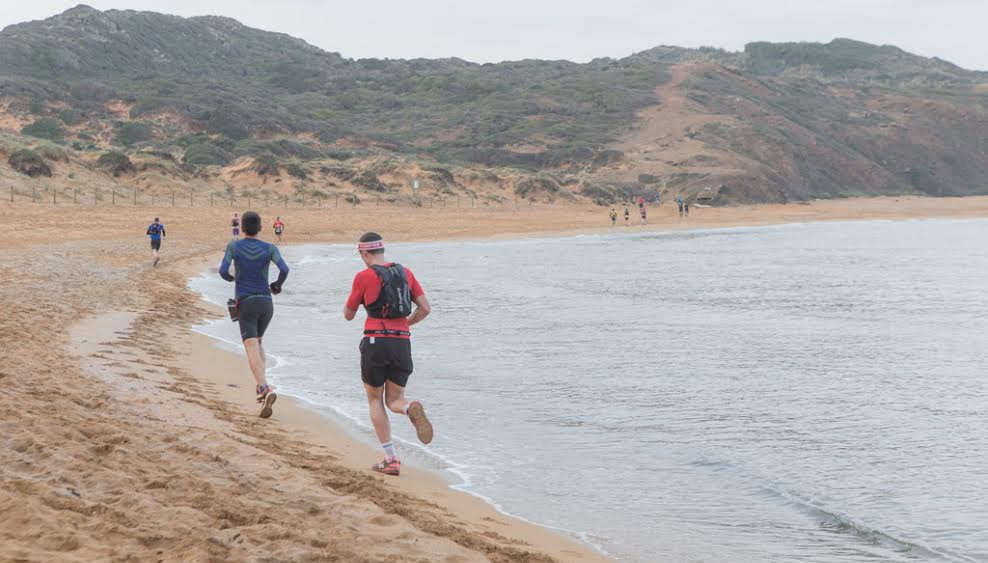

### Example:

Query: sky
xmin=1 ymin=1 xmax=986 ymax=70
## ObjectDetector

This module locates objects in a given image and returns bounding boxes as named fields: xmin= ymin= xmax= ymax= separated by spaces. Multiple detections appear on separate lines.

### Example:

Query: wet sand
xmin=2 ymin=196 xmax=988 ymax=561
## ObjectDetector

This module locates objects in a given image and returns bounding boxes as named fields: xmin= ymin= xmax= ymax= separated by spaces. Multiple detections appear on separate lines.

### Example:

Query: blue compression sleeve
xmin=273 ymin=257 xmax=289 ymax=287
xmin=219 ymin=242 xmax=235 ymax=282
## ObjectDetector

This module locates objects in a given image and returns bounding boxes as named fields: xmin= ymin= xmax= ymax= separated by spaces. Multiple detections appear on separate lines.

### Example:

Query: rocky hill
xmin=1 ymin=5 xmax=986 ymax=205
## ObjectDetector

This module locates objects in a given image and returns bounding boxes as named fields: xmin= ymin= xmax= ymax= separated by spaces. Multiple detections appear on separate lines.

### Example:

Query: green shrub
xmin=35 ymin=143 xmax=68 ymax=162
xmin=284 ymin=161 xmax=306 ymax=179
xmin=515 ymin=176 xmax=560 ymax=198
xmin=113 ymin=121 xmax=154 ymax=146
xmin=97 ymin=151 xmax=135 ymax=176
xmin=22 ymin=118 xmax=66 ymax=141
xmin=251 ymin=153 xmax=279 ymax=176
xmin=8 ymin=149 xmax=52 ymax=177
xmin=325 ymin=149 xmax=353 ymax=160
xmin=182 ymin=143 xmax=232 ymax=167
xmin=174 ymin=133 xmax=209 ymax=148
xmin=138 ymin=149 xmax=176 ymax=162
xmin=207 ymin=107 xmax=249 ymax=140
xmin=58 ymin=108 xmax=84 ymax=126
xmin=578 ymin=183 xmax=617 ymax=204
xmin=234 ymin=138 xmax=322 ymax=160
xmin=213 ymin=136 xmax=237 ymax=153
xmin=353 ymin=170 xmax=386 ymax=191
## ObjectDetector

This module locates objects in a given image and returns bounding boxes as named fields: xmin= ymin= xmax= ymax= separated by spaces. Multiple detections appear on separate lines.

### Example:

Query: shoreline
xmin=4 ymin=195 xmax=988 ymax=561
xmin=183 ymin=313 xmax=610 ymax=561
xmin=185 ymin=252 xmax=612 ymax=561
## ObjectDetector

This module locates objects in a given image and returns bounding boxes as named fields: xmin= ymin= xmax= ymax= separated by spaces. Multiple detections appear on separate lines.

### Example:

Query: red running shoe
xmin=371 ymin=458 xmax=400 ymax=476
xmin=256 ymin=384 xmax=277 ymax=418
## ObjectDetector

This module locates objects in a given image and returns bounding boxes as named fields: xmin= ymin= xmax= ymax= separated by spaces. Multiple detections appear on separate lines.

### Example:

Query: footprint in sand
xmin=368 ymin=515 xmax=399 ymax=527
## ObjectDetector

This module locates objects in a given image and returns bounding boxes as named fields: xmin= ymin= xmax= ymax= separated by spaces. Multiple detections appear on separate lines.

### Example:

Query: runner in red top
xmin=272 ymin=217 xmax=285 ymax=242
xmin=344 ymin=232 xmax=433 ymax=476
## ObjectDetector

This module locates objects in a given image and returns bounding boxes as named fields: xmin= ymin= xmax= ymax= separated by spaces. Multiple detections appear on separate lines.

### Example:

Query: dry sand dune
xmin=2 ymin=197 xmax=987 ymax=562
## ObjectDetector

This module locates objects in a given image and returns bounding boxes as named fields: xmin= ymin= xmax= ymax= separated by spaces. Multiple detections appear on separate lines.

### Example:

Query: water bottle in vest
xmin=367 ymin=264 xmax=413 ymax=319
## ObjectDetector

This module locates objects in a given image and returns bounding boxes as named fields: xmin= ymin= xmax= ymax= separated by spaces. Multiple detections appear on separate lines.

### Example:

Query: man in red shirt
xmin=344 ymin=232 xmax=433 ymax=476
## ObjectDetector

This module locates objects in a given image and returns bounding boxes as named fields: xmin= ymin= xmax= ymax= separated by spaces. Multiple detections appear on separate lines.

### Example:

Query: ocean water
xmin=189 ymin=218 xmax=988 ymax=563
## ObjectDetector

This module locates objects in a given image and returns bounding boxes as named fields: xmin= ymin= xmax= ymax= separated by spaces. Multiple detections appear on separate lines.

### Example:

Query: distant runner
xmin=684 ymin=200 xmax=690 ymax=217
xmin=637 ymin=195 xmax=645 ymax=210
xmin=231 ymin=213 xmax=241 ymax=240
xmin=146 ymin=217 xmax=165 ymax=267
xmin=273 ymin=216 xmax=285 ymax=242
xmin=344 ymin=232 xmax=433 ymax=477
xmin=655 ymin=192 xmax=661 ymax=206
xmin=624 ymin=205 xmax=630 ymax=226
xmin=610 ymin=208 xmax=617 ymax=227
xmin=219 ymin=211 xmax=290 ymax=418
xmin=640 ymin=205 xmax=648 ymax=225
xmin=677 ymin=196 xmax=684 ymax=217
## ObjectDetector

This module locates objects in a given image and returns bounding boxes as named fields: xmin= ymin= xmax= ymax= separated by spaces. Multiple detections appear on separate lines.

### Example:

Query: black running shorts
xmin=238 ymin=295 xmax=273 ymax=341
xmin=150 ymin=239 xmax=161 ymax=251
xmin=359 ymin=337 xmax=413 ymax=388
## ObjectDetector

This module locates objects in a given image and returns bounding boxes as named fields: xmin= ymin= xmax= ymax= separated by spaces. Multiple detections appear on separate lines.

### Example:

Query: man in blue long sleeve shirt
xmin=146 ymin=217 xmax=165 ymax=267
xmin=219 ymin=211 xmax=289 ymax=418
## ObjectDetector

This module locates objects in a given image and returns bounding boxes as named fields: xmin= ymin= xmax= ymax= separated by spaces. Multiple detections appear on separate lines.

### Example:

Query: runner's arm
xmin=343 ymin=275 xmax=362 ymax=321
xmin=408 ymin=295 xmax=432 ymax=326
xmin=407 ymin=294 xmax=431 ymax=326
xmin=219 ymin=242 xmax=235 ymax=282
xmin=406 ymin=272 xmax=429 ymax=326
xmin=269 ymin=247 xmax=289 ymax=289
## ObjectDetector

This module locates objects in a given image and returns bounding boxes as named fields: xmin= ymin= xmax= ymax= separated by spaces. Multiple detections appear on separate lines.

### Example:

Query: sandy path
xmin=2 ymin=197 xmax=987 ymax=561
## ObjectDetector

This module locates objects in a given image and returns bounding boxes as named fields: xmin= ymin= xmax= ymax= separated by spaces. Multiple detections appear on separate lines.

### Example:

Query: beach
xmin=3 ymin=196 xmax=988 ymax=562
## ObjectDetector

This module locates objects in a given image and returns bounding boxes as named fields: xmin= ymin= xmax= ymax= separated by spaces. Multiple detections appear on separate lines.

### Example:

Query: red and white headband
xmin=357 ymin=239 xmax=385 ymax=252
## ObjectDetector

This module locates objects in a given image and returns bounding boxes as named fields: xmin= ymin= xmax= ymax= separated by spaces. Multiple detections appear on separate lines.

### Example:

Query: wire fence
xmin=2 ymin=184 xmax=565 ymax=210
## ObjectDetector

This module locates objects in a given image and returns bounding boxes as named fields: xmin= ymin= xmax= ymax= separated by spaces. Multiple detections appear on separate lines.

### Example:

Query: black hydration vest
xmin=366 ymin=264 xmax=413 ymax=319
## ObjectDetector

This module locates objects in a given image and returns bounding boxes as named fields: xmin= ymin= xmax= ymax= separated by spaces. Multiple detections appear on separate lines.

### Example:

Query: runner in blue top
xmin=146 ymin=217 xmax=165 ymax=267
xmin=219 ymin=211 xmax=290 ymax=418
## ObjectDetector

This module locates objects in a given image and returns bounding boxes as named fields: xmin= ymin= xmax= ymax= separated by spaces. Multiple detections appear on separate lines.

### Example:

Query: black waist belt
xmin=364 ymin=329 xmax=411 ymax=337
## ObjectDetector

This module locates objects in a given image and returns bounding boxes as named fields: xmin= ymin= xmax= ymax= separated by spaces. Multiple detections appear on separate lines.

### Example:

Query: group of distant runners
xmin=609 ymin=193 xmax=690 ymax=227
xmin=145 ymin=212 xmax=432 ymax=477
xmin=228 ymin=213 xmax=285 ymax=242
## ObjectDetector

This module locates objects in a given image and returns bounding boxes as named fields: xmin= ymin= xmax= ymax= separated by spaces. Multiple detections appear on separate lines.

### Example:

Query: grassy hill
xmin=1 ymin=5 xmax=987 ymax=204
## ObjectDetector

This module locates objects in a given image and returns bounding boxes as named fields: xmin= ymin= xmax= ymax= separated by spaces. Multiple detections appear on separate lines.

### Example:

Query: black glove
xmin=269 ymin=282 xmax=282 ymax=295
